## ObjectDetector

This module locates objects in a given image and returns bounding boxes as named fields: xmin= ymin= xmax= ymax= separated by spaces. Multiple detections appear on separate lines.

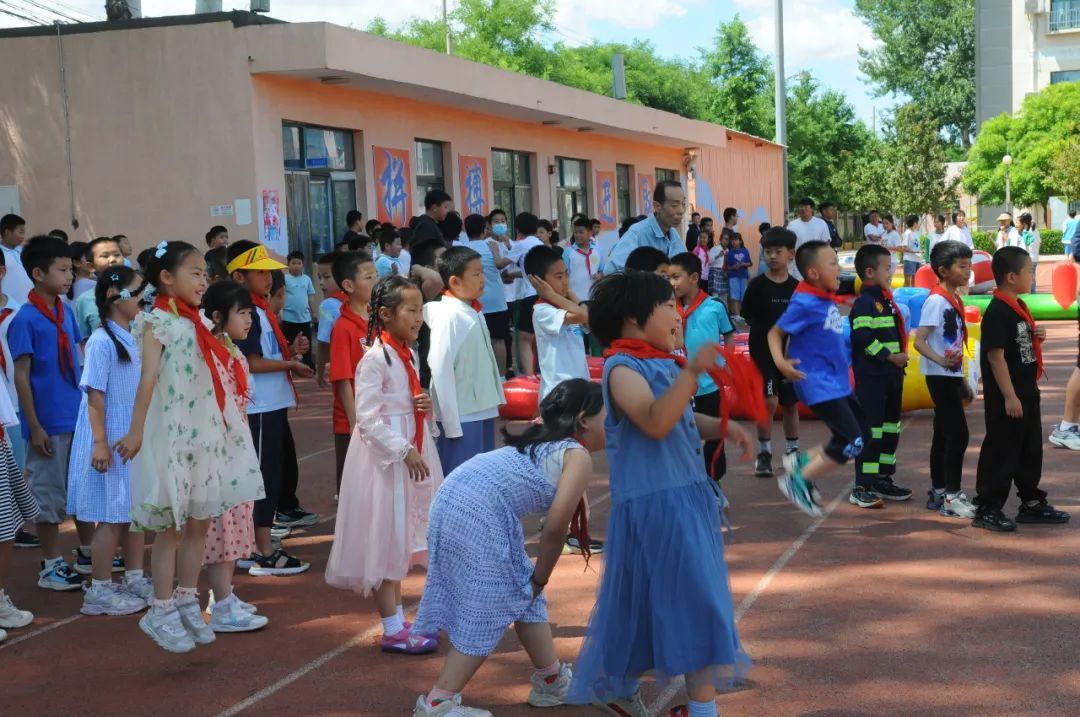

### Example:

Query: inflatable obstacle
xmin=962 ymin=292 xmax=1077 ymax=320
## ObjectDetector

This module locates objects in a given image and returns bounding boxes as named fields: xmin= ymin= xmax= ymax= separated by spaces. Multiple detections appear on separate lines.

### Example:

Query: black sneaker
xmin=247 ymin=549 xmax=311 ymax=576
xmin=14 ymin=530 xmax=40 ymax=549
xmin=274 ymin=508 xmax=319 ymax=529
xmin=753 ymin=451 xmax=773 ymax=478
xmin=872 ymin=479 xmax=913 ymax=501
xmin=848 ymin=485 xmax=884 ymax=509
xmin=1015 ymin=500 xmax=1070 ymax=524
xmin=563 ymin=536 xmax=604 ymax=555
xmin=972 ymin=508 xmax=1017 ymax=532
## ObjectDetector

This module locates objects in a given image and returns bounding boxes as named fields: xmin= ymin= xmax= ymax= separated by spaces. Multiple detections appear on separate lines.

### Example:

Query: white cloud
xmin=741 ymin=0 xmax=880 ymax=67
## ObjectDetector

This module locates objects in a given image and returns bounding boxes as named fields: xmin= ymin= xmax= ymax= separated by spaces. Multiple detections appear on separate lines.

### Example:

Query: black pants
xmin=925 ymin=376 xmax=969 ymax=493
xmin=418 ymin=322 xmax=432 ymax=389
xmin=282 ymin=320 xmax=314 ymax=369
xmin=694 ymin=390 xmax=727 ymax=481
xmin=250 ymin=408 xmax=299 ymax=527
xmin=809 ymin=395 xmax=866 ymax=465
xmin=975 ymin=395 xmax=1046 ymax=511
xmin=854 ymin=369 xmax=903 ymax=488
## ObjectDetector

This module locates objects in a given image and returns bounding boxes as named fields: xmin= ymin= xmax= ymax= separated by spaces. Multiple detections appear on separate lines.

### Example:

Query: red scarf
xmin=27 ymin=290 xmax=76 ymax=385
xmin=992 ymin=289 xmax=1044 ymax=379
xmin=442 ymin=290 xmax=483 ymax=313
xmin=793 ymin=281 xmax=846 ymax=304
xmin=337 ymin=301 xmax=369 ymax=337
xmin=879 ymin=286 xmax=908 ymax=352
xmin=381 ymin=331 xmax=425 ymax=452
xmin=330 ymin=290 xmax=348 ymax=305
xmin=930 ymin=284 xmax=968 ymax=348
xmin=153 ymin=296 xmax=233 ymax=418
xmin=677 ymin=290 xmax=709 ymax=324
xmin=0 ymin=307 xmax=12 ymax=375
xmin=575 ymin=247 xmax=593 ymax=276
xmin=250 ymin=291 xmax=298 ymax=401
xmin=567 ymin=437 xmax=593 ymax=567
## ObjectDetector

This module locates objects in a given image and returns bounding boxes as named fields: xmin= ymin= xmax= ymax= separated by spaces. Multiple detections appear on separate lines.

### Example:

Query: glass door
xmin=308 ymin=177 xmax=333 ymax=259
xmin=285 ymin=172 xmax=311 ymax=258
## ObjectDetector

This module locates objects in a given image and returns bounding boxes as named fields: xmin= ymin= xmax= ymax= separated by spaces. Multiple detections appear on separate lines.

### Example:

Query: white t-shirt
xmin=532 ymin=302 xmax=588 ymax=400
xmin=927 ymin=231 xmax=944 ymax=252
xmin=0 ymin=245 xmax=31 ymax=303
xmin=918 ymin=294 xmax=966 ymax=378
xmin=508 ymin=236 xmax=544 ymax=300
xmin=903 ymin=229 xmax=923 ymax=265
xmin=864 ymin=222 xmax=886 ymax=243
xmin=786 ymin=217 xmax=831 ymax=280
xmin=0 ymin=297 xmax=23 ymax=426
xmin=942 ymin=225 xmax=973 ymax=248
xmin=995 ymin=227 xmax=1022 ymax=250
xmin=707 ymin=245 xmax=725 ymax=271
xmin=563 ymin=245 xmax=599 ymax=303
xmin=883 ymin=230 xmax=902 ymax=273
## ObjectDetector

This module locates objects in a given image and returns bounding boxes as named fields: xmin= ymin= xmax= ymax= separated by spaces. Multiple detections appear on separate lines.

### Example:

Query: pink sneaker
xmin=381 ymin=627 xmax=438 ymax=654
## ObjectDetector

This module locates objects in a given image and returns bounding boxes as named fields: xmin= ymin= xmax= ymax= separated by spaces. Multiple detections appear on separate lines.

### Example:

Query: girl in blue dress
xmin=412 ymin=378 xmax=606 ymax=717
xmin=568 ymin=271 xmax=753 ymax=717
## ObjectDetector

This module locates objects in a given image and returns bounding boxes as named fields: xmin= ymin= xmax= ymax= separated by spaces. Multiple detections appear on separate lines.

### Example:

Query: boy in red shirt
xmin=328 ymin=251 xmax=379 ymax=499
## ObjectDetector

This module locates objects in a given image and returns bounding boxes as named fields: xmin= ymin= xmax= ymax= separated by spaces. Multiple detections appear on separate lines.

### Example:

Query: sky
xmin=1 ymin=0 xmax=886 ymax=129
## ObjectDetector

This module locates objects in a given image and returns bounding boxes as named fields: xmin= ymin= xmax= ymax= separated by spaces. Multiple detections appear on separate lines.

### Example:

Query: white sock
xmin=124 ymin=569 xmax=144 ymax=581
xmin=44 ymin=556 xmax=64 ymax=569
xmin=786 ymin=437 xmax=799 ymax=452
xmin=396 ymin=605 xmax=405 ymax=623
xmin=92 ymin=578 xmax=111 ymax=589
xmin=1061 ymin=421 xmax=1079 ymax=431
xmin=759 ymin=439 xmax=772 ymax=454
xmin=382 ymin=613 xmax=406 ymax=636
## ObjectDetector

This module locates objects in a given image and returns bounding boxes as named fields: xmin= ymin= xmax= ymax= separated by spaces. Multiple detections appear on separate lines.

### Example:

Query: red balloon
xmin=964 ymin=305 xmax=982 ymax=324
xmin=498 ymin=376 xmax=540 ymax=420
xmin=913 ymin=264 xmax=937 ymax=290
xmin=1052 ymin=261 xmax=1078 ymax=310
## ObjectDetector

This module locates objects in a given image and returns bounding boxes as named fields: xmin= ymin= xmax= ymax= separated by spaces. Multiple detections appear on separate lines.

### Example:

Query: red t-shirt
xmin=328 ymin=313 xmax=367 ymax=435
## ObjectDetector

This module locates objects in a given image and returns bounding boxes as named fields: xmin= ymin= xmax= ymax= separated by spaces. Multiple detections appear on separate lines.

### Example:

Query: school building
xmin=0 ymin=11 xmax=784 ymax=261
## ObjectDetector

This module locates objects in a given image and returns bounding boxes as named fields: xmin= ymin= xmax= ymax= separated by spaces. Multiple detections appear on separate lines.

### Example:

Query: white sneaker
xmin=139 ymin=607 xmax=196 ymax=654
xmin=121 ymin=575 xmax=154 ymax=606
xmin=0 ymin=590 xmax=33 ymax=628
xmin=941 ymin=491 xmax=977 ymax=519
xmin=593 ymin=691 xmax=649 ymax=717
xmin=209 ymin=596 xmax=269 ymax=633
xmin=527 ymin=662 xmax=572 ymax=707
xmin=81 ymin=583 xmax=146 ymax=616
xmin=206 ymin=589 xmax=258 ymax=615
xmin=412 ymin=694 xmax=493 ymax=716
xmin=175 ymin=598 xmax=216 ymax=645
xmin=1049 ymin=424 xmax=1080 ymax=450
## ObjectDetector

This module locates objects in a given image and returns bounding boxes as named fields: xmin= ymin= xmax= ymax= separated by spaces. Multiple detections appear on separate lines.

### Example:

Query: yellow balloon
xmin=900 ymin=332 xmax=980 ymax=413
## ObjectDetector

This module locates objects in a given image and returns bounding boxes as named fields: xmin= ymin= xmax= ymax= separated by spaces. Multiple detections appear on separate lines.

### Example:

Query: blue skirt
xmin=568 ymin=480 xmax=750 ymax=702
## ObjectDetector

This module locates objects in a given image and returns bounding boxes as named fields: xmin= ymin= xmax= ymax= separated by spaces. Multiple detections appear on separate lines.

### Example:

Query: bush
xmin=973 ymin=229 xmax=1065 ymax=255
xmin=972 ymin=231 xmax=993 ymax=253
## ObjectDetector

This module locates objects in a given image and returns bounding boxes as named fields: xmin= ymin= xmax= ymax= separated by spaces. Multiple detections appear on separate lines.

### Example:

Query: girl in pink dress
xmin=326 ymin=276 xmax=443 ymax=655
xmin=200 ymin=281 xmax=267 ymax=633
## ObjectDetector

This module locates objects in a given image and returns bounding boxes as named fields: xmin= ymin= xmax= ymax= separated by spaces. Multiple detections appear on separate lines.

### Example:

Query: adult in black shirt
xmin=685 ymin=211 xmax=701 ymax=252
xmin=410 ymin=188 xmax=454 ymax=245
xmin=820 ymin=202 xmax=843 ymax=249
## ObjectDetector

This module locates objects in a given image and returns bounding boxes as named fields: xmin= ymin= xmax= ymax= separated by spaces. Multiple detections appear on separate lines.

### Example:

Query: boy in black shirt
xmin=973 ymin=247 xmax=1070 ymax=531
xmin=741 ymin=227 xmax=800 ymax=477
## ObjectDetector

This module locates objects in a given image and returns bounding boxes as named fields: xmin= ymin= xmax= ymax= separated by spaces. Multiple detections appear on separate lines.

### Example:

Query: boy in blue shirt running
xmin=768 ymin=242 xmax=864 ymax=516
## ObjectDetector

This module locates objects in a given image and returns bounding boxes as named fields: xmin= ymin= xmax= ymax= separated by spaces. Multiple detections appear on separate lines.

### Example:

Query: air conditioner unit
xmin=1025 ymin=0 xmax=1048 ymax=15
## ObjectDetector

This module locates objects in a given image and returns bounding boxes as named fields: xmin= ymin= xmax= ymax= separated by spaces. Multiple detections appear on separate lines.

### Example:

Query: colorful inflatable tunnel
xmin=962 ymin=292 xmax=1077 ymax=320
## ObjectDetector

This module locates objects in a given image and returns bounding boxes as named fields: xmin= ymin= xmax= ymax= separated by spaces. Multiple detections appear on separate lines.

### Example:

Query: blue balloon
xmin=907 ymin=290 xmax=929 ymax=328
xmin=897 ymin=302 xmax=912 ymax=325
xmin=892 ymin=286 xmax=929 ymax=306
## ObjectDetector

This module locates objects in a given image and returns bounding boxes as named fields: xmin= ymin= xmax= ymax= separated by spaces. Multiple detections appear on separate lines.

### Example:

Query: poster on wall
xmin=373 ymin=146 xmax=413 ymax=226
xmin=595 ymin=170 xmax=617 ymax=229
xmin=260 ymin=189 xmax=286 ymax=255
xmin=458 ymin=155 xmax=490 ymax=216
xmin=637 ymin=173 xmax=654 ymax=215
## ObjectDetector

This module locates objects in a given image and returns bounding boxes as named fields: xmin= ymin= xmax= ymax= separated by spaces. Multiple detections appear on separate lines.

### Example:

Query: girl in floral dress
xmin=116 ymin=241 xmax=264 ymax=654
xmin=326 ymin=276 xmax=443 ymax=655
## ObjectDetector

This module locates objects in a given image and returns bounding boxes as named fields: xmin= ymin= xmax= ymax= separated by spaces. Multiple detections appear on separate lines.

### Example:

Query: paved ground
xmin=4 ymin=324 xmax=1080 ymax=717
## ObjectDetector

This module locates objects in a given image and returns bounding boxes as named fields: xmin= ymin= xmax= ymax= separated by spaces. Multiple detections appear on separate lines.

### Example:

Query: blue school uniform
xmin=7 ymin=301 xmax=82 ymax=438
xmin=567 ymin=354 xmax=750 ymax=704
xmin=775 ymin=291 xmax=851 ymax=407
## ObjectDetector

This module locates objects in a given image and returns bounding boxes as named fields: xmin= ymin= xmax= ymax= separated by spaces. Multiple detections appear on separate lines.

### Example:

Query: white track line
xmin=213 ymin=600 xmax=420 ymax=717
xmin=297 ymin=446 xmax=334 ymax=463
xmin=0 ymin=614 xmax=82 ymax=650
xmin=646 ymin=487 xmax=848 ymax=716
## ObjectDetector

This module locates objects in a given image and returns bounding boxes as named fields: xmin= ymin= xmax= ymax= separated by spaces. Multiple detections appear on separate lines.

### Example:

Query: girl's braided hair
xmin=94 ymin=265 xmax=143 ymax=363
xmin=366 ymin=275 xmax=422 ymax=365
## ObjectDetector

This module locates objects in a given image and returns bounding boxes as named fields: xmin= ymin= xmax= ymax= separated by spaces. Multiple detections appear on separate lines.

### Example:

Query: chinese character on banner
xmin=637 ymin=173 xmax=654 ymax=215
xmin=458 ymin=155 xmax=489 ymax=216
xmin=595 ymin=170 xmax=617 ymax=229
xmin=373 ymin=147 xmax=412 ymax=225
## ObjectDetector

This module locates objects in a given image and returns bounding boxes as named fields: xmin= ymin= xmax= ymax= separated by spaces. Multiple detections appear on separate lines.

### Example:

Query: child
xmin=506 ymin=213 xmax=545 ymax=377
xmin=741 ymin=228 xmax=800 ymax=477
xmin=315 ymin=251 xmax=345 ymax=389
xmin=848 ymin=245 xmax=914 ymax=509
xmin=375 ymin=228 xmax=408 ymax=277
xmin=328 ymin=252 xmax=379 ymax=499
xmin=525 ymin=245 xmax=589 ymax=400
xmin=755 ymin=221 xmax=772 ymax=275
xmin=706 ymin=229 xmax=726 ymax=297
xmin=769 ymin=242 xmax=862 ymax=517
xmin=412 ymin=380 xmax=604 ymax=716
xmin=70 ymin=268 xmax=153 ymax=616
xmin=74 ymin=236 xmax=126 ymax=342
xmin=206 ymin=225 xmax=229 ymax=250
xmin=282 ymin=251 xmax=317 ymax=369
xmin=669 ymin=252 xmax=735 ymax=483
xmin=461 ymin=214 xmax=512 ymax=377
xmin=117 ymin=240 xmax=264 ymax=653
xmin=567 ymin=271 xmax=752 ymax=717
xmin=0 ymin=213 xmax=31 ymax=302
xmin=70 ymin=241 xmax=96 ymax=299
xmin=425 ymin=246 xmax=505 ymax=476
xmin=564 ymin=216 xmax=599 ymax=305
xmin=327 ymin=275 xmax=443 ymax=655
xmin=901 ymin=214 xmax=923 ymax=287
xmin=881 ymin=215 xmax=901 ymax=281
xmin=199 ymin=280 xmax=269 ymax=632
xmin=972 ymin=247 xmax=1070 ymax=531
xmin=927 ymin=214 xmax=947 ymax=256
xmin=115 ymin=234 xmax=134 ymax=268
xmin=693 ymin=232 xmax=710 ymax=292
xmin=537 ymin=219 xmax=555 ymax=247
xmin=9 ymin=235 xmax=87 ymax=591
xmin=226 ymin=241 xmax=315 ymax=574
xmin=205 ymin=246 xmax=229 ymax=284
xmin=0 ymin=250 xmax=26 ymax=474
xmin=624 ymin=246 xmax=672 ymax=276
xmin=723 ymin=232 xmax=751 ymax=318
xmin=913 ymin=240 xmax=976 ymax=518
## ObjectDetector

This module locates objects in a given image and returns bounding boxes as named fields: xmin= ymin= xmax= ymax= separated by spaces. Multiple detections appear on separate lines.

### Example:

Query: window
xmin=1050 ymin=0 xmax=1080 ymax=32
xmin=556 ymin=157 xmax=588 ymax=232
xmin=1051 ymin=69 xmax=1080 ymax=84
xmin=655 ymin=168 xmax=678 ymax=184
xmin=415 ymin=139 xmax=445 ymax=196
xmin=492 ymin=149 xmax=533 ymax=231
xmin=281 ymin=123 xmax=354 ymax=170
xmin=616 ymin=164 xmax=633 ymax=224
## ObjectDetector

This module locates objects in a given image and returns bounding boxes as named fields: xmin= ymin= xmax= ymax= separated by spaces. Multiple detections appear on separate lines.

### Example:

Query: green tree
xmin=1048 ymin=136 xmax=1080 ymax=201
xmin=885 ymin=104 xmax=958 ymax=213
xmin=700 ymin=16 xmax=772 ymax=138
xmin=854 ymin=0 xmax=975 ymax=148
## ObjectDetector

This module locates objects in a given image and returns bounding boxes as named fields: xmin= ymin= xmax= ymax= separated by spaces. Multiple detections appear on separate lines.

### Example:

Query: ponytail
xmin=501 ymin=378 xmax=602 ymax=458
xmin=94 ymin=266 xmax=142 ymax=363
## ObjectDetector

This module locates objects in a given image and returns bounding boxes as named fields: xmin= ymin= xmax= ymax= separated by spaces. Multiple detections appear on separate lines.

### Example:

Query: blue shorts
xmin=728 ymin=276 xmax=748 ymax=301
xmin=903 ymin=260 xmax=922 ymax=276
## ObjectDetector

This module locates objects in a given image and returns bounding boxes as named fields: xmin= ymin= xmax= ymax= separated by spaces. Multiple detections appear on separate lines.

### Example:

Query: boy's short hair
xmin=991 ymin=246 xmax=1031 ymax=284
xmin=345 ymin=209 xmax=363 ymax=227
xmin=854 ymin=243 xmax=891 ymax=279
xmin=794 ymin=241 xmax=829 ymax=277
xmin=691 ymin=212 xmax=701 ymax=219
xmin=410 ymin=238 xmax=445 ymax=270
xmin=869 ymin=209 xmax=881 ymax=217
xmin=317 ymin=251 xmax=338 ymax=267
xmin=538 ymin=219 xmax=554 ymax=234
xmin=21 ymin=234 xmax=70 ymax=278
xmin=206 ymin=225 xmax=227 ymax=245
xmin=440 ymin=211 xmax=464 ymax=242
xmin=625 ymin=246 xmax=670 ymax=273
xmin=286 ymin=250 xmax=304 ymax=263
xmin=761 ymin=226 xmax=797 ymax=250
xmin=87 ymin=236 xmax=119 ymax=261
xmin=437 ymin=245 xmax=481 ymax=285
xmin=464 ymin=213 xmax=487 ymax=239
xmin=424 ymin=188 xmax=452 ymax=210
xmin=270 ymin=269 xmax=285 ymax=296
xmin=205 ymin=246 xmax=229 ymax=281
xmin=758 ymin=221 xmax=771 ymax=235
xmin=905 ymin=214 xmax=919 ymax=228
xmin=590 ymin=218 xmax=602 ymax=228
xmin=723 ymin=207 xmax=737 ymax=222
xmin=669 ymin=252 xmax=702 ymax=278
xmin=332 ymin=249 xmax=374 ymax=288
xmin=619 ymin=215 xmax=643 ymax=238
xmin=49 ymin=229 xmax=69 ymax=242
xmin=364 ymin=219 xmax=381 ymax=236
xmin=0 ymin=214 xmax=25 ymax=234
xmin=819 ymin=202 xmax=835 ymax=212
xmin=798 ymin=198 xmax=816 ymax=209
xmin=378 ymin=227 xmax=400 ymax=250
xmin=700 ymin=216 xmax=714 ymax=228
xmin=573 ymin=216 xmax=591 ymax=231
xmin=69 ymin=240 xmax=89 ymax=262
xmin=345 ymin=231 xmax=372 ymax=252
xmin=515 ymin=212 xmax=540 ymax=237
xmin=935 ymin=214 xmax=946 ymax=224
xmin=487 ymin=208 xmax=507 ymax=223
xmin=929 ymin=239 xmax=973 ymax=275
xmin=523 ymin=245 xmax=564 ymax=280
xmin=588 ymin=271 xmax=676 ymax=346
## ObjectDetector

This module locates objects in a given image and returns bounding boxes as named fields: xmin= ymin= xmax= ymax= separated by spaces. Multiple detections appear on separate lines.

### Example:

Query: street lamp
xmin=1003 ymin=154 xmax=1013 ymax=215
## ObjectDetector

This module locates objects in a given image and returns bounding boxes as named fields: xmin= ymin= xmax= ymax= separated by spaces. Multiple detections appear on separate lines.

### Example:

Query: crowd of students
xmin=0 ymin=182 xmax=1072 ymax=717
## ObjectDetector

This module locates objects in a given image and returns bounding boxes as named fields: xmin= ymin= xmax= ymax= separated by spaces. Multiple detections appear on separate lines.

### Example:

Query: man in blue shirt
xmin=603 ymin=179 xmax=686 ymax=272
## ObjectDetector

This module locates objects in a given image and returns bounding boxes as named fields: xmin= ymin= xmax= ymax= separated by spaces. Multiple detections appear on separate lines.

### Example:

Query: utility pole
xmin=443 ymin=0 xmax=452 ymax=55
xmin=774 ymin=0 xmax=788 ymax=219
